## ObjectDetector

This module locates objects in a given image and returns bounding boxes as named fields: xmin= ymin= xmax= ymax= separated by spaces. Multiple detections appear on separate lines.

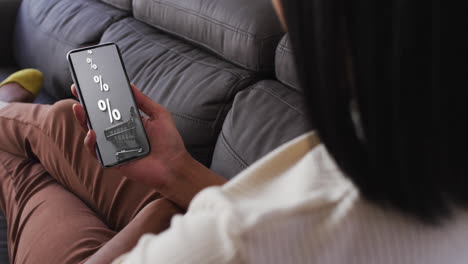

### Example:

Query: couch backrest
xmin=96 ymin=0 xmax=285 ymax=165
xmin=100 ymin=17 xmax=257 ymax=165
xmin=100 ymin=0 xmax=132 ymax=12
xmin=210 ymin=36 xmax=311 ymax=179
xmin=275 ymin=35 xmax=301 ymax=91
xmin=12 ymin=0 xmax=305 ymax=170
xmin=132 ymin=0 xmax=284 ymax=73
xmin=13 ymin=0 xmax=128 ymax=99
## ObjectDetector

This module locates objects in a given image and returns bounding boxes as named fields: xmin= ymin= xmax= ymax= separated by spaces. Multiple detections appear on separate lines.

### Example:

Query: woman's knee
xmin=43 ymin=99 xmax=80 ymax=134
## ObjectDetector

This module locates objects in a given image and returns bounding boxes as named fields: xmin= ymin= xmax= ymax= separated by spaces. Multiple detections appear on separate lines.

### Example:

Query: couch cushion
xmin=0 ymin=66 xmax=18 ymax=82
xmin=133 ymin=0 xmax=284 ymax=73
xmin=13 ymin=0 xmax=127 ymax=100
xmin=100 ymin=18 xmax=257 ymax=166
xmin=275 ymin=35 xmax=301 ymax=91
xmin=100 ymin=0 xmax=132 ymax=11
xmin=33 ymin=90 xmax=58 ymax=105
xmin=210 ymin=80 xmax=312 ymax=179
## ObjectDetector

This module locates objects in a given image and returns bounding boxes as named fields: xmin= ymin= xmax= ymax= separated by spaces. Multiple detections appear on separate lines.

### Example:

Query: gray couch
xmin=0 ymin=0 xmax=310 ymax=262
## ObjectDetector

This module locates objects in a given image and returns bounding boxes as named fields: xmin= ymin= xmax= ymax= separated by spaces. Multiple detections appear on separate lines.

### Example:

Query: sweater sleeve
xmin=112 ymin=189 xmax=242 ymax=264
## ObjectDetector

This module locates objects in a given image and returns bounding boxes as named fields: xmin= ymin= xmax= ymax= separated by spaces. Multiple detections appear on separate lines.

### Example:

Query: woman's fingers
xmin=72 ymin=103 xmax=89 ymax=133
xmin=71 ymin=84 xmax=79 ymax=99
xmin=72 ymin=99 xmax=97 ymax=159
xmin=84 ymin=130 xmax=97 ymax=159
xmin=131 ymin=84 xmax=167 ymax=120
xmin=71 ymin=84 xmax=97 ymax=159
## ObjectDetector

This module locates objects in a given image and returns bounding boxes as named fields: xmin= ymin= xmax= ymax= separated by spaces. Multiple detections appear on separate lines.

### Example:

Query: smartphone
xmin=67 ymin=43 xmax=151 ymax=168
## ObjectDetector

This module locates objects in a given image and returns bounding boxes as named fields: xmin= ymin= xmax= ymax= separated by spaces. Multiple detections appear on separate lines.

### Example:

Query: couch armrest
xmin=0 ymin=0 xmax=22 ymax=66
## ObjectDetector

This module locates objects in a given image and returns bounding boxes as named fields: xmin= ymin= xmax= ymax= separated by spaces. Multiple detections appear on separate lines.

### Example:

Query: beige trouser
xmin=0 ymin=99 xmax=172 ymax=263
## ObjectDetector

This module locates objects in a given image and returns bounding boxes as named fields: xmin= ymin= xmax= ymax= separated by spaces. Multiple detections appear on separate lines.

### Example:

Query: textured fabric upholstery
xmin=100 ymin=18 xmax=257 ymax=166
xmin=0 ymin=67 xmax=18 ymax=82
xmin=210 ymin=80 xmax=311 ymax=179
xmin=275 ymin=35 xmax=301 ymax=91
xmin=33 ymin=90 xmax=59 ymax=105
xmin=13 ymin=0 xmax=127 ymax=99
xmin=1 ymin=0 xmax=301 ymax=261
xmin=133 ymin=0 xmax=284 ymax=73
xmin=100 ymin=0 xmax=132 ymax=11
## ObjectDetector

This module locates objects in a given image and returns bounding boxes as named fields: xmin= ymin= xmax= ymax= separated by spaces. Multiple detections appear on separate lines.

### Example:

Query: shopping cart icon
xmin=104 ymin=107 xmax=143 ymax=161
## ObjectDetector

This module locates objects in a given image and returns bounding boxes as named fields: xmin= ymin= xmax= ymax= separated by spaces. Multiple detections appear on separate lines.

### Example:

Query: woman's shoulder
xmin=185 ymin=132 xmax=468 ymax=263
xmin=190 ymin=131 xmax=358 ymax=226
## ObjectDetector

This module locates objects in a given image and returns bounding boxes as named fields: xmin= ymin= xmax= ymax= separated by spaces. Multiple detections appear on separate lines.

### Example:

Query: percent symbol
xmin=94 ymin=75 xmax=110 ymax=91
xmin=98 ymin=98 xmax=121 ymax=123
xmin=86 ymin=58 xmax=98 ymax=70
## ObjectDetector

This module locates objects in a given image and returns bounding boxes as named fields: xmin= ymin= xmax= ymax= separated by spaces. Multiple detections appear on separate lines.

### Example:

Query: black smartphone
xmin=67 ymin=43 xmax=151 ymax=168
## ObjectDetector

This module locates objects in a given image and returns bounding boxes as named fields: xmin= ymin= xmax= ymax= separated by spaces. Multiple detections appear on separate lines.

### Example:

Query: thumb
xmin=84 ymin=130 xmax=98 ymax=159
xmin=131 ymin=84 xmax=168 ymax=120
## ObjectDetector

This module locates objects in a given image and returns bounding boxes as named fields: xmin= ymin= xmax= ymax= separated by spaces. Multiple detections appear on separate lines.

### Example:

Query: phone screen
xmin=67 ymin=43 xmax=150 ymax=167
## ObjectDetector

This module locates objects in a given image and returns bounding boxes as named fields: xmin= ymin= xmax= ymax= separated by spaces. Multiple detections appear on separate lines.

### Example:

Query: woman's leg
xmin=0 ymin=151 xmax=115 ymax=264
xmin=0 ymin=100 xmax=162 ymax=231
xmin=0 ymin=101 xmax=7 ymax=110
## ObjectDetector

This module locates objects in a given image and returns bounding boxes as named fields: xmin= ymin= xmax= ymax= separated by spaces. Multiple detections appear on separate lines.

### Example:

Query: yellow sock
xmin=0 ymin=69 xmax=43 ymax=98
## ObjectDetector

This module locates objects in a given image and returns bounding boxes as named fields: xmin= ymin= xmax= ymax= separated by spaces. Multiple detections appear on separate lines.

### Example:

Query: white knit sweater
xmin=114 ymin=132 xmax=468 ymax=263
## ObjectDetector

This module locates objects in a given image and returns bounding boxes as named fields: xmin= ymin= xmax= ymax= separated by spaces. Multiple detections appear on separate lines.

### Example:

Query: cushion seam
xmin=171 ymin=112 xmax=212 ymax=127
xmin=25 ymin=1 xmax=78 ymax=46
xmin=101 ymin=0 xmax=131 ymax=11
xmin=278 ymin=41 xmax=293 ymax=52
xmin=278 ymin=76 xmax=299 ymax=91
xmin=276 ymin=41 xmax=299 ymax=90
xmin=253 ymin=86 xmax=305 ymax=116
xmin=121 ymin=19 xmax=252 ymax=79
xmin=258 ymin=34 xmax=283 ymax=72
xmin=135 ymin=1 xmax=281 ymax=71
xmin=148 ymin=0 xmax=280 ymax=39
xmin=211 ymin=76 xmax=255 ymax=139
xmin=131 ymin=17 xmax=262 ymax=72
xmin=26 ymin=0 xmax=126 ymax=46
xmin=275 ymin=39 xmax=287 ymax=78
xmin=220 ymin=131 xmax=248 ymax=168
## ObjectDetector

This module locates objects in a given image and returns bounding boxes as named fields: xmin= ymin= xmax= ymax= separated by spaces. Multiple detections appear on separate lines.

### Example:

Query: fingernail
xmin=84 ymin=130 xmax=90 ymax=141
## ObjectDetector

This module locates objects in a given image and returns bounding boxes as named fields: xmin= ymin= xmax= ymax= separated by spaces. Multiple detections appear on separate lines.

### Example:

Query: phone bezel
xmin=67 ymin=42 xmax=151 ymax=168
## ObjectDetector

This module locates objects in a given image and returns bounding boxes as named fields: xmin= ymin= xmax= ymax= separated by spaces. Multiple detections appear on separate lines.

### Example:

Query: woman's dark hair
xmin=280 ymin=0 xmax=450 ymax=223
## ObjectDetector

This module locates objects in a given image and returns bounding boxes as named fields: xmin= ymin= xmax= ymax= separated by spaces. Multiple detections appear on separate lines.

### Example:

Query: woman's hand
xmin=71 ymin=83 xmax=187 ymax=188
xmin=71 ymin=84 xmax=226 ymax=208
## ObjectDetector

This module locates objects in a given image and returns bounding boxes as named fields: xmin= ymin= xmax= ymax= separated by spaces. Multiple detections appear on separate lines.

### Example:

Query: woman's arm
xmin=85 ymin=198 xmax=182 ymax=264
xmin=163 ymin=151 xmax=227 ymax=209
xmin=73 ymin=84 xmax=227 ymax=263
xmin=72 ymin=84 xmax=227 ymax=209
